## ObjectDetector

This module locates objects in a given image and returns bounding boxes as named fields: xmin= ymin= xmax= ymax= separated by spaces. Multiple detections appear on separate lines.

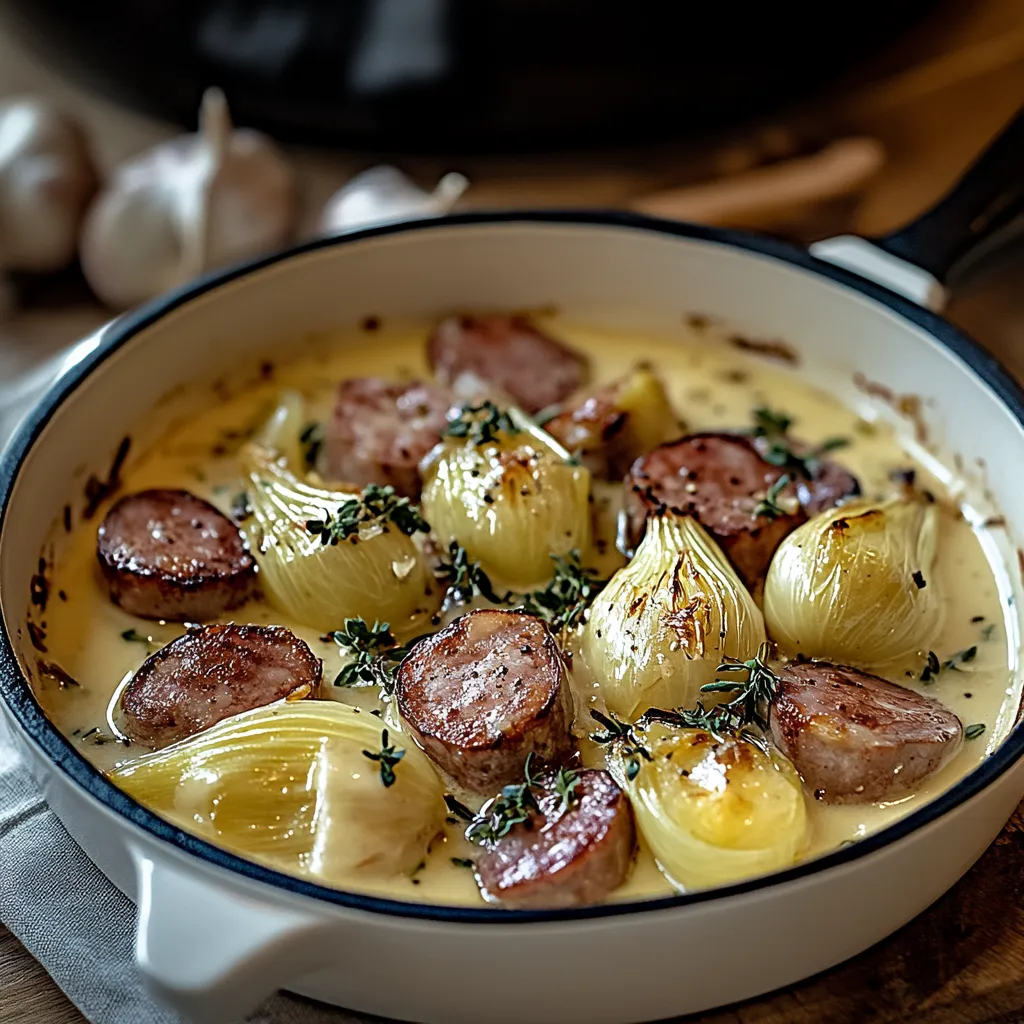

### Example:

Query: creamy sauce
xmin=28 ymin=319 xmax=1021 ymax=906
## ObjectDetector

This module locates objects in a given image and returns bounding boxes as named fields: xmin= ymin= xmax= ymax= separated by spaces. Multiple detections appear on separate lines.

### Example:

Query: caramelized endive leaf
xmin=111 ymin=702 xmax=446 ymax=883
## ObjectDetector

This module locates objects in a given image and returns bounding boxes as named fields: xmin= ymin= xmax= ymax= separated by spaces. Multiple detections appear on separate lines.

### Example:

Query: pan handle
xmin=873 ymin=106 xmax=1024 ymax=283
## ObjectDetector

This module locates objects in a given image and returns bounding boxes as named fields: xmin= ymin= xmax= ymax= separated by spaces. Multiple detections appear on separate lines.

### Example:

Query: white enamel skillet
xmin=2 ymin=111 xmax=1024 ymax=1024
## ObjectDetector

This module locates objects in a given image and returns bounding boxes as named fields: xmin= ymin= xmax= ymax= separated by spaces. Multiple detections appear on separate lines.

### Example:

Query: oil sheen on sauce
xmin=30 ymin=319 xmax=1022 ymax=907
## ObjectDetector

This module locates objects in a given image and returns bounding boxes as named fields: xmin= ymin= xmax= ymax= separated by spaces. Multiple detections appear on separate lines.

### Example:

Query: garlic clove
xmin=320 ymin=165 xmax=468 ymax=233
xmin=0 ymin=98 xmax=97 ymax=273
xmin=80 ymin=88 xmax=295 ymax=310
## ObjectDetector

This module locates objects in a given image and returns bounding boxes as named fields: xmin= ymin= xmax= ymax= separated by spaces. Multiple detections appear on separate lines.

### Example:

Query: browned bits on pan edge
xmin=728 ymin=333 xmax=799 ymax=365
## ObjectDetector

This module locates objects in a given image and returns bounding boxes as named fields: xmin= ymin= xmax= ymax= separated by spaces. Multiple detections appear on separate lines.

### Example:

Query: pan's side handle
xmin=132 ymin=846 xmax=331 ymax=1024
xmin=811 ymin=106 xmax=1024 ymax=311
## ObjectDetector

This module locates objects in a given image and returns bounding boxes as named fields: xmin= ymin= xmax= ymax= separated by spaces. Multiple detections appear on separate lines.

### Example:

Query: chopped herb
xmin=80 ymin=727 xmax=100 ymax=741
xmin=551 ymin=765 xmax=582 ymax=810
xmin=965 ymin=723 xmax=986 ymax=741
xmin=300 ymin=422 xmax=325 ymax=471
xmin=589 ymin=709 xmax=652 ymax=781
xmin=754 ymin=474 xmax=791 ymax=520
xmin=327 ymin=617 xmax=417 ymax=694
xmin=451 ymin=857 xmax=475 ymax=869
xmin=466 ymin=753 xmax=543 ymax=845
xmin=942 ymin=646 xmax=978 ymax=672
xmin=982 ymin=623 xmax=996 ymax=641
xmin=362 ymin=728 xmax=405 ymax=787
xmin=971 ymin=615 xmax=985 ymax=623
xmin=912 ymin=570 xmax=926 ymax=590
xmin=518 ymin=551 xmax=605 ymax=633
xmin=306 ymin=483 xmax=430 ymax=546
xmin=444 ymin=794 xmax=476 ymax=822
xmin=230 ymin=491 xmax=252 ymax=522
xmin=445 ymin=402 xmax=520 ymax=446
xmin=747 ymin=407 xmax=848 ymax=479
xmin=435 ymin=542 xmax=509 ymax=608
xmin=920 ymin=650 xmax=941 ymax=682
xmin=121 ymin=629 xmax=152 ymax=645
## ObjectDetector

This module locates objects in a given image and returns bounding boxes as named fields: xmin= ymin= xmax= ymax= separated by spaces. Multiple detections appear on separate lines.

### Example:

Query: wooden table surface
xmin=3 ymin=1 xmax=1024 ymax=1021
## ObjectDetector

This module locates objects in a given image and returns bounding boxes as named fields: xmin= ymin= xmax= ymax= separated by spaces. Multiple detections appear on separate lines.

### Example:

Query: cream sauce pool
xmin=29 ymin=318 xmax=1022 ymax=906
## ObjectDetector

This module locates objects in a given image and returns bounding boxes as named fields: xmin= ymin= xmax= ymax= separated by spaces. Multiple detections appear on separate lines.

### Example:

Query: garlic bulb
xmin=764 ymin=498 xmax=943 ymax=668
xmin=421 ymin=407 xmax=590 ymax=588
xmin=320 ymin=165 xmax=468 ymax=233
xmin=0 ymin=98 xmax=96 ymax=272
xmin=112 ymin=702 xmax=446 ymax=885
xmin=582 ymin=512 xmax=765 ymax=718
xmin=80 ymin=88 xmax=294 ymax=309
xmin=609 ymin=720 xmax=808 ymax=890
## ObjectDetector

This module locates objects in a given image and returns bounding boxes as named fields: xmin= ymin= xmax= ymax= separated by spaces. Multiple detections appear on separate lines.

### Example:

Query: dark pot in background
xmin=2 ymin=0 xmax=939 ymax=151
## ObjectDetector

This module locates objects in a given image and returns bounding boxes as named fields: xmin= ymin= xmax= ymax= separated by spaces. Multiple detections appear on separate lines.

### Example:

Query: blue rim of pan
xmin=1 ymin=209 xmax=1022 ymax=923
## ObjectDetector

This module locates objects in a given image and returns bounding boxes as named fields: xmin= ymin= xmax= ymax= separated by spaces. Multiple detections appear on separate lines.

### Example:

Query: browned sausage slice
xmin=624 ymin=433 xmax=804 ymax=591
xmin=396 ymin=609 xmax=574 ymax=794
xmin=324 ymin=378 xmax=456 ymax=498
xmin=97 ymin=489 xmax=258 ymax=622
xmin=769 ymin=661 xmax=963 ymax=803
xmin=427 ymin=315 xmax=587 ymax=414
xmin=474 ymin=769 xmax=635 ymax=908
xmin=121 ymin=623 xmax=321 ymax=747
xmin=544 ymin=388 xmax=626 ymax=476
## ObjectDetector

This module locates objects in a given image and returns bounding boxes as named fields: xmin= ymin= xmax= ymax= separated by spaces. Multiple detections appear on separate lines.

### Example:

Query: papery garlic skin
xmin=81 ymin=88 xmax=294 ymax=309
xmin=764 ymin=498 xmax=943 ymax=668
xmin=420 ymin=417 xmax=590 ymax=588
xmin=582 ymin=512 xmax=765 ymax=718
xmin=610 ymin=721 xmax=808 ymax=890
xmin=320 ymin=165 xmax=468 ymax=233
xmin=112 ymin=702 xmax=446 ymax=884
xmin=0 ymin=98 xmax=96 ymax=272
xmin=243 ymin=444 xmax=437 ymax=635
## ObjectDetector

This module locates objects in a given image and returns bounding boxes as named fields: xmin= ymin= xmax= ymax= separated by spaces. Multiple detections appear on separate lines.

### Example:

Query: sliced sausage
xmin=769 ymin=661 xmax=963 ymax=803
xmin=324 ymin=378 xmax=456 ymax=498
xmin=474 ymin=768 xmax=635 ymax=908
xmin=544 ymin=388 xmax=627 ymax=476
xmin=97 ymin=489 xmax=258 ymax=622
xmin=396 ymin=609 xmax=574 ymax=794
xmin=624 ymin=433 xmax=805 ymax=591
xmin=121 ymin=623 xmax=321 ymax=747
xmin=427 ymin=314 xmax=587 ymax=414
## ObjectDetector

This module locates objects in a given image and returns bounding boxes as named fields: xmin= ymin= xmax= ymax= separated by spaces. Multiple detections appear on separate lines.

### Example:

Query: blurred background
xmin=0 ymin=0 xmax=1024 ymax=416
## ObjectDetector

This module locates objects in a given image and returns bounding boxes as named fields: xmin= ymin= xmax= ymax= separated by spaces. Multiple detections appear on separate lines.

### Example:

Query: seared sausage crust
xmin=475 ymin=768 xmax=635 ymax=908
xmin=396 ymin=609 xmax=575 ymax=794
xmin=325 ymin=378 xmax=455 ymax=497
xmin=769 ymin=661 xmax=963 ymax=803
xmin=97 ymin=489 xmax=258 ymax=622
xmin=427 ymin=314 xmax=587 ymax=414
xmin=121 ymin=623 xmax=321 ymax=747
xmin=624 ymin=433 xmax=804 ymax=590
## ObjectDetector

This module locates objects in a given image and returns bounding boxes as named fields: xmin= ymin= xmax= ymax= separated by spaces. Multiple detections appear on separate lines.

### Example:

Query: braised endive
xmin=111 ymin=702 xmax=446 ymax=883
xmin=421 ymin=402 xmax=591 ymax=588
xmin=764 ymin=498 xmax=943 ymax=668
xmin=607 ymin=719 xmax=808 ymax=890
xmin=581 ymin=512 xmax=765 ymax=718
xmin=242 ymin=443 xmax=436 ymax=634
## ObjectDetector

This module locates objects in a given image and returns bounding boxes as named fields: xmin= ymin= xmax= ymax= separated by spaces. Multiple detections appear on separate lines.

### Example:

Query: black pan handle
xmin=872 ymin=105 xmax=1024 ymax=282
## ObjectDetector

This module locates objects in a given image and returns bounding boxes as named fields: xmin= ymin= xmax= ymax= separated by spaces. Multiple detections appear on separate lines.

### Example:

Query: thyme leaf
xmin=754 ymin=474 xmax=791 ymax=520
xmin=748 ymin=405 xmax=849 ymax=479
xmin=362 ymin=728 xmax=405 ymax=787
xmin=445 ymin=401 xmax=520 ymax=446
xmin=299 ymin=421 xmax=325 ymax=471
xmin=589 ymin=709 xmax=652 ymax=781
xmin=518 ymin=550 xmax=605 ymax=633
xmin=435 ymin=542 xmax=510 ymax=608
xmin=327 ymin=617 xmax=417 ymax=694
xmin=306 ymin=483 xmax=430 ymax=546
xmin=965 ymin=723 xmax=986 ymax=741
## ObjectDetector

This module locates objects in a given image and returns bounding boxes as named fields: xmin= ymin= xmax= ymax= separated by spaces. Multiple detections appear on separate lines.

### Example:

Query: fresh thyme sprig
xmin=747 ymin=405 xmax=849 ymax=479
xmin=435 ymin=542 xmax=510 ymax=608
xmin=299 ymin=421 xmax=325 ymax=471
xmin=519 ymin=551 xmax=605 ymax=633
xmin=754 ymin=474 xmax=791 ymax=520
xmin=462 ymin=755 xmax=584 ymax=846
xmin=445 ymin=401 xmax=520 ymax=446
xmin=589 ymin=709 xmax=652 ymax=781
xmin=362 ymin=728 xmax=405 ymax=787
xmin=326 ymin=617 xmax=416 ymax=693
xmin=306 ymin=483 xmax=430 ymax=546
xmin=697 ymin=642 xmax=779 ymax=733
